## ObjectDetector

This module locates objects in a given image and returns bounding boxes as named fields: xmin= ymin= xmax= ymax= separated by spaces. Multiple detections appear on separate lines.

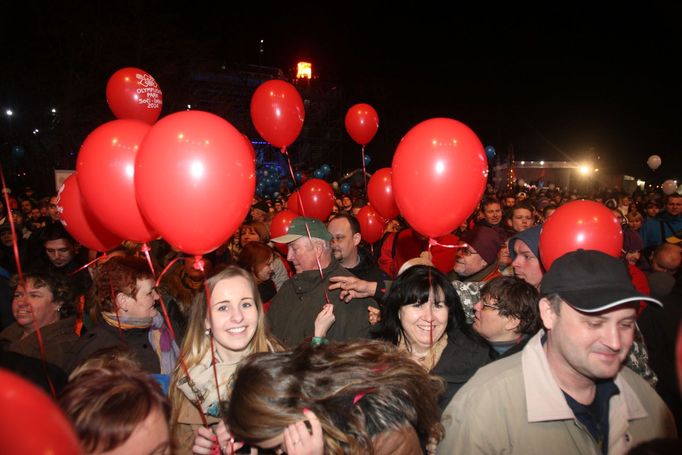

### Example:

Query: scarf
xmin=398 ymin=332 xmax=448 ymax=372
xmin=101 ymin=311 xmax=179 ymax=375
xmin=176 ymin=348 xmax=243 ymax=417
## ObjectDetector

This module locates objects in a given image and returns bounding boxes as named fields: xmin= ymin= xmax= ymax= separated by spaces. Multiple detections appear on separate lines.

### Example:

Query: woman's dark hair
xmin=11 ymin=272 xmax=75 ymax=318
xmin=226 ymin=340 xmax=444 ymax=454
xmin=376 ymin=265 xmax=469 ymax=347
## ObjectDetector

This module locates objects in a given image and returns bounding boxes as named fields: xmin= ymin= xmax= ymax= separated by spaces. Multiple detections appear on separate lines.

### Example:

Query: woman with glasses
xmin=471 ymin=275 xmax=540 ymax=358
xmin=375 ymin=265 xmax=491 ymax=410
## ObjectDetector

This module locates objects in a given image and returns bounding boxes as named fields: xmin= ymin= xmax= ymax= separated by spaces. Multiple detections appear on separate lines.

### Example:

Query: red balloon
xmin=0 ymin=370 xmax=81 ymax=454
xmin=287 ymin=192 xmax=302 ymax=215
xmin=77 ymin=119 xmax=158 ymax=242
xmin=392 ymin=118 xmax=487 ymax=238
xmin=297 ymin=178 xmax=335 ymax=221
xmin=250 ymin=80 xmax=305 ymax=148
xmin=270 ymin=209 xmax=298 ymax=255
xmin=345 ymin=103 xmax=379 ymax=145
xmin=57 ymin=174 xmax=123 ymax=252
xmin=135 ymin=111 xmax=255 ymax=255
xmin=367 ymin=167 xmax=399 ymax=219
xmin=539 ymin=200 xmax=623 ymax=270
xmin=106 ymin=67 xmax=163 ymax=124
xmin=357 ymin=204 xmax=386 ymax=244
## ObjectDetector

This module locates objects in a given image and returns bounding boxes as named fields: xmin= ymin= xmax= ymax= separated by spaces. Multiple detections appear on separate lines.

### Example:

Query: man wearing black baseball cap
xmin=438 ymin=250 xmax=676 ymax=454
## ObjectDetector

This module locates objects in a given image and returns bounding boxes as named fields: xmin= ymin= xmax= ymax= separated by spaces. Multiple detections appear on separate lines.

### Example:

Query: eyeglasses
xmin=458 ymin=245 xmax=479 ymax=257
xmin=480 ymin=297 xmax=500 ymax=311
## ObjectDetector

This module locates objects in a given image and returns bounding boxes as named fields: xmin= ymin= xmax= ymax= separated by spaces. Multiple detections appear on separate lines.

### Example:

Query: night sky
xmin=2 ymin=2 xmax=681 ymax=193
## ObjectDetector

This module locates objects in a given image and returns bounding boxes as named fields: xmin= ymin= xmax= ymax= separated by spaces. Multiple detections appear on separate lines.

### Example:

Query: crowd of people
xmin=0 ymin=180 xmax=681 ymax=454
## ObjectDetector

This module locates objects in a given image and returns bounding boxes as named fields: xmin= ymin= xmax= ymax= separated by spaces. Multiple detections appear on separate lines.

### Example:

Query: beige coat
xmin=438 ymin=331 xmax=676 ymax=455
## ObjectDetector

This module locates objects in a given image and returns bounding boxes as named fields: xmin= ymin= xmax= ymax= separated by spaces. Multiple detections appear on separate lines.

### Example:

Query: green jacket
xmin=438 ymin=331 xmax=676 ymax=455
xmin=267 ymin=259 xmax=375 ymax=347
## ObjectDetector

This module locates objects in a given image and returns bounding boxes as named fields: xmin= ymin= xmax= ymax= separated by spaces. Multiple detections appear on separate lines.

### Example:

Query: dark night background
xmin=1 ymin=1 xmax=681 ymax=196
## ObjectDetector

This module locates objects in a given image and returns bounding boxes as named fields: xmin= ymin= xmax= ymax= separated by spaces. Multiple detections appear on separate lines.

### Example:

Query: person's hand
xmin=314 ymin=303 xmax=335 ymax=337
xmin=368 ymin=306 xmax=381 ymax=325
xmin=282 ymin=409 xmax=324 ymax=455
xmin=328 ymin=276 xmax=377 ymax=302
xmin=192 ymin=422 xmax=244 ymax=455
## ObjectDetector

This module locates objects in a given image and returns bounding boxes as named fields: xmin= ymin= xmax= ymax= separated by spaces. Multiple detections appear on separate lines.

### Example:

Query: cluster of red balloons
xmin=59 ymin=68 xmax=256 ymax=256
xmin=286 ymin=179 xmax=335 ymax=221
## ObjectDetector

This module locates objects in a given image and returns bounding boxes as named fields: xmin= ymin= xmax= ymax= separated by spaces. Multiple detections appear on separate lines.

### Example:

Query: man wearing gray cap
xmin=268 ymin=216 xmax=375 ymax=347
xmin=438 ymin=250 xmax=676 ymax=454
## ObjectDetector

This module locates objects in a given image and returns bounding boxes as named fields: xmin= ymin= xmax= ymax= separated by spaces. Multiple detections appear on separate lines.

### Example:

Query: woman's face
xmin=398 ymin=288 xmax=448 ymax=356
xmin=205 ymin=276 xmax=259 ymax=363
xmin=12 ymin=279 xmax=60 ymax=332
xmin=255 ymin=254 xmax=275 ymax=283
xmin=240 ymin=226 xmax=261 ymax=247
xmin=125 ymin=279 xmax=159 ymax=319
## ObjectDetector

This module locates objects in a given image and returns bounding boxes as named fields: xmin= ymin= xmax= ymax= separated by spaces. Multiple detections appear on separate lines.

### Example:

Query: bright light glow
xmin=594 ymin=168 xmax=599 ymax=172
xmin=296 ymin=62 xmax=312 ymax=79
xmin=579 ymin=165 xmax=590 ymax=175
xmin=187 ymin=104 xmax=192 ymax=109
xmin=577 ymin=233 xmax=585 ymax=243
xmin=5 ymin=109 xmax=13 ymax=116
xmin=540 ymin=161 xmax=545 ymax=165
xmin=125 ymin=164 xmax=134 ymax=179
xmin=435 ymin=160 xmax=445 ymax=175
xmin=520 ymin=161 xmax=525 ymax=165
xmin=51 ymin=108 xmax=56 ymax=114
xmin=190 ymin=161 xmax=205 ymax=179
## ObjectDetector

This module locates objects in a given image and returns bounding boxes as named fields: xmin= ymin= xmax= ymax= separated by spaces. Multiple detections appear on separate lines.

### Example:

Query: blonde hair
xmin=169 ymin=266 xmax=281 ymax=430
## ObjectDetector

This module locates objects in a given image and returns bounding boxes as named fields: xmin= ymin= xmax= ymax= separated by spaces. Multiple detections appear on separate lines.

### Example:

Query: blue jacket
xmin=640 ymin=212 xmax=682 ymax=250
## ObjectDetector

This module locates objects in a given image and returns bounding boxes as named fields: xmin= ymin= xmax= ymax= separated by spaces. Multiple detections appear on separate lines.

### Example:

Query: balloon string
xmin=303 ymin=221 xmax=331 ymax=306
xmin=361 ymin=145 xmax=368 ymax=199
xmin=154 ymin=256 xmax=185 ymax=288
xmin=141 ymin=243 xmax=156 ymax=277
xmin=24 ymin=303 xmax=57 ymax=399
xmin=281 ymin=147 xmax=307 ymax=217
xmin=69 ymin=252 xmax=108 ymax=277
xmin=203 ymin=272 xmax=223 ymax=419
xmin=428 ymin=237 xmax=462 ymax=250
xmin=0 ymin=166 xmax=24 ymax=284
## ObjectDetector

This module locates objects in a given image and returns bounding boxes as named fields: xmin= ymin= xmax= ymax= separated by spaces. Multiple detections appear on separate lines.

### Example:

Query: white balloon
xmin=662 ymin=179 xmax=677 ymax=195
xmin=647 ymin=155 xmax=662 ymax=170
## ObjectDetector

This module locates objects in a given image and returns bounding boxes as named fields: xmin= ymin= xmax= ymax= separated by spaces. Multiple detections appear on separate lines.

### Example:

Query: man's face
xmin=509 ymin=208 xmax=534 ymax=232
xmin=666 ymin=196 xmax=682 ymax=216
xmin=542 ymin=300 xmax=637 ymax=381
xmin=453 ymin=242 xmax=488 ymax=277
xmin=651 ymin=246 xmax=681 ymax=274
xmin=251 ymin=208 xmax=267 ymax=222
xmin=29 ymin=208 xmax=41 ymax=221
xmin=327 ymin=217 xmax=359 ymax=266
xmin=0 ymin=230 xmax=13 ymax=247
xmin=511 ymin=240 xmax=543 ymax=288
xmin=48 ymin=197 xmax=60 ymax=221
xmin=483 ymin=203 xmax=502 ymax=225
xmin=341 ymin=197 xmax=352 ymax=211
xmin=45 ymin=238 xmax=75 ymax=268
xmin=620 ymin=197 xmax=630 ymax=207
xmin=645 ymin=205 xmax=660 ymax=218
xmin=20 ymin=200 xmax=32 ymax=214
xmin=503 ymin=197 xmax=516 ymax=208
xmin=286 ymin=237 xmax=321 ymax=273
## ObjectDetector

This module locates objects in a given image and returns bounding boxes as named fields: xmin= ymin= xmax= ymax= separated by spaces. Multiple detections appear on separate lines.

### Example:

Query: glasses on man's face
xmin=458 ymin=246 xmax=479 ymax=257
xmin=480 ymin=297 xmax=500 ymax=311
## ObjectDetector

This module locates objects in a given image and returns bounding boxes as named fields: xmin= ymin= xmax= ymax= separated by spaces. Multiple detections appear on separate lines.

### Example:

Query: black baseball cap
xmin=540 ymin=249 xmax=662 ymax=313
